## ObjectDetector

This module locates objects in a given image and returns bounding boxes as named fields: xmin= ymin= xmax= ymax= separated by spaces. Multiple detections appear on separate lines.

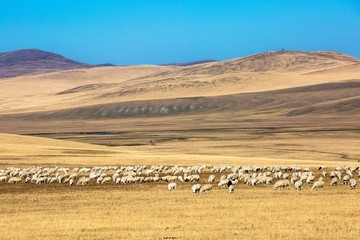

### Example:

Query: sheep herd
xmin=0 ymin=165 xmax=359 ymax=193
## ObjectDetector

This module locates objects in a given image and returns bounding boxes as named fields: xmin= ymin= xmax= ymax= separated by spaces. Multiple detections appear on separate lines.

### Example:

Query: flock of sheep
xmin=0 ymin=165 xmax=358 ymax=193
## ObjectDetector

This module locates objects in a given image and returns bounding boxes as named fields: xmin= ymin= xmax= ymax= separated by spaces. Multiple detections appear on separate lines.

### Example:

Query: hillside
xmin=0 ymin=50 xmax=359 ymax=116
xmin=0 ymin=49 xmax=95 ymax=78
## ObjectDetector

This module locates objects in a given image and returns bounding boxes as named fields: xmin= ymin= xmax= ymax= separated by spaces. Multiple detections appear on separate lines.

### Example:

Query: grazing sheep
xmin=228 ymin=185 xmax=234 ymax=194
xmin=189 ymin=174 xmax=200 ymax=182
xmin=208 ymin=175 xmax=215 ymax=183
xmin=330 ymin=177 xmax=338 ymax=186
xmin=248 ymin=178 xmax=257 ymax=186
xmin=290 ymin=176 xmax=298 ymax=184
xmin=218 ymin=179 xmax=228 ymax=188
xmin=294 ymin=180 xmax=303 ymax=190
xmin=343 ymin=175 xmax=350 ymax=185
xmin=69 ymin=179 xmax=74 ymax=186
xmin=350 ymin=179 xmax=357 ymax=189
xmin=311 ymin=180 xmax=324 ymax=191
xmin=265 ymin=177 xmax=273 ymax=185
xmin=77 ymin=176 xmax=90 ymax=185
xmin=112 ymin=173 xmax=120 ymax=182
xmin=177 ymin=175 xmax=184 ymax=183
xmin=192 ymin=184 xmax=202 ymax=194
xmin=306 ymin=175 xmax=315 ymax=185
xmin=101 ymin=177 xmax=112 ymax=184
xmin=167 ymin=182 xmax=177 ymax=191
xmin=273 ymin=180 xmax=290 ymax=190
xmin=35 ymin=177 xmax=47 ymax=184
xmin=115 ymin=177 xmax=122 ymax=184
xmin=8 ymin=177 xmax=22 ymax=184
xmin=335 ymin=171 xmax=342 ymax=180
xmin=282 ymin=173 xmax=289 ymax=179
xmin=96 ymin=177 xmax=103 ymax=184
xmin=0 ymin=176 xmax=7 ymax=182
xmin=274 ymin=171 xmax=283 ymax=179
xmin=69 ymin=173 xmax=78 ymax=179
xmin=220 ymin=175 xmax=227 ymax=181
xmin=200 ymin=184 xmax=212 ymax=193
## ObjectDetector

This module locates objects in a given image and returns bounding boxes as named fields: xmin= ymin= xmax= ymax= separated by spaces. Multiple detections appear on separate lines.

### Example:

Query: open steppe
xmin=1 ymin=177 xmax=359 ymax=240
xmin=1 ymin=50 xmax=360 ymax=239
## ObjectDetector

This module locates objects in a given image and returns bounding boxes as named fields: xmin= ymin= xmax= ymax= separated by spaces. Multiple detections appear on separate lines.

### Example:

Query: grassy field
xmin=0 ymin=133 xmax=359 ymax=239
xmin=1 ymin=176 xmax=359 ymax=240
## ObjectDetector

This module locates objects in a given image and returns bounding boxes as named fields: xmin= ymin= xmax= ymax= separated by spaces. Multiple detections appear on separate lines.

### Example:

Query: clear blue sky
xmin=1 ymin=0 xmax=359 ymax=65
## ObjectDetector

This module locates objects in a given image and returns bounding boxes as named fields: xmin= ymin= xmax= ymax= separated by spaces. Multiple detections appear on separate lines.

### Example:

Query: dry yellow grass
xmin=1 ymin=179 xmax=359 ymax=239
xmin=0 ymin=132 xmax=359 ymax=167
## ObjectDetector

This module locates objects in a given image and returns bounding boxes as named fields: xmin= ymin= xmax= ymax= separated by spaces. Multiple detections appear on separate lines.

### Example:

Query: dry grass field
xmin=0 ymin=133 xmax=360 ymax=239
xmin=0 ymin=169 xmax=359 ymax=240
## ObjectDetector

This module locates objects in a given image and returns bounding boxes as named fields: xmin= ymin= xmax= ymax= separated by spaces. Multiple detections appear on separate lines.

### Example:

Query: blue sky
xmin=1 ymin=0 xmax=359 ymax=65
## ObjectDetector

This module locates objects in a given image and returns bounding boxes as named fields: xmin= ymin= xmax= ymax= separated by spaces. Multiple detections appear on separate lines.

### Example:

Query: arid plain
xmin=1 ymin=50 xmax=360 ymax=239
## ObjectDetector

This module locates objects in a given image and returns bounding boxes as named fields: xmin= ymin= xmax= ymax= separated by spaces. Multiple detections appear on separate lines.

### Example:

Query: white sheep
xmin=200 ymin=184 xmax=212 ymax=193
xmin=349 ymin=179 xmax=357 ymax=189
xmin=101 ymin=177 xmax=112 ymax=184
xmin=273 ymin=180 xmax=290 ymax=190
xmin=330 ymin=177 xmax=338 ymax=186
xmin=35 ymin=177 xmax=47 ymax=184
xmin=265 ymin=177 xmax=273 ymax=185
xmin=8 ymin=177 xmax=22 ymax=184
xmin=294 ymin=180 xmax=303 ymax=190
xmin=228 ymin=185 xmax=234 ymax=194
xmin=0 ymin=176 xmax=7 ymax=182
xmin=178 ymin=176 xmax=184 ymax=183
xmin=311 ymin=180 xmax=324 ymax=191
xmin=208 ymin=175 xmax=215 ymax=183
xmin=218 ymin=179 xmax=228 ymax=187
xmin=115 ymin=177 xmax=122 ymax=184
xmin=290 ymin=176 xmax=298 ymax=184
xmin=192 ymin=184 xmax=202 ymax=194
xmin=77 ymin=176 xmax=90 ymax=185
xmin=189 ymin=174 xmax=200 ymax=182
xmin=69 ymin=179 xmax=74 ymax=186
xmin=306 ymin=175 xmax=315 ymax=185
xmin=343 ymin=175 xmax=350 ymax=185
xmin=282 ymin=173 xmax=289 ymax=179
xmin=167 ymin=182 xmax=177 ymax=191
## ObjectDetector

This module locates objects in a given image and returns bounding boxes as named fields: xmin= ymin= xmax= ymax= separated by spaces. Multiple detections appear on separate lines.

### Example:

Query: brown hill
xmin=2 ymin=80 xmax=359 ymax=121
xmin=0 ymin=49 xmax=94 ymax=78
xmin=0 ymin=50 xmax=359 ymax=117
xmin=146 ymin=50 xmax=360 ymax=77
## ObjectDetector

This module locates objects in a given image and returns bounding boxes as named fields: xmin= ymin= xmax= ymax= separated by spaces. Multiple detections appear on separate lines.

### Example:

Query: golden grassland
xmin=0 ymin=177 xmax=359 ymax=240
xmin=0 ymin=133 xmax=360 ymax=239
xmin=1 ymin=131 xmax=360 ymax=167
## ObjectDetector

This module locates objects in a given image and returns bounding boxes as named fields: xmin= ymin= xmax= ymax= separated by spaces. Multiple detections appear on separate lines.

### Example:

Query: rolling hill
xmin=0 ymin=49 xmax=97 ymax=78
xmin=0 ymin=50 xmax=359 ymax=116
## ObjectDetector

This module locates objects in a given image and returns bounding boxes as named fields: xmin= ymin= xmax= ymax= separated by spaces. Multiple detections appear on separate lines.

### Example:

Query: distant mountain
xmin=161 ymin=59 xmax=217 ymax=66
xmin=164 ymin=50 xmax=360 ymax=75
xmin=0 ymin=49 xmax=109 ymax=78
